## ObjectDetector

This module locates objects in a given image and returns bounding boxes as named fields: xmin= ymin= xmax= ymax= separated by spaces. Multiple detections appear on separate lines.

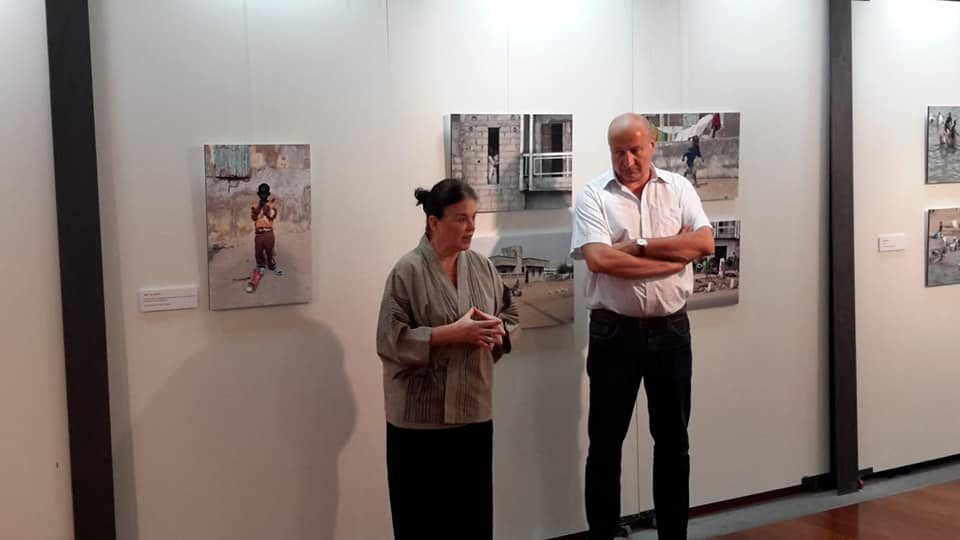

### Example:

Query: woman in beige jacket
xmin=376 ymin=178 xmax=520 ymax=540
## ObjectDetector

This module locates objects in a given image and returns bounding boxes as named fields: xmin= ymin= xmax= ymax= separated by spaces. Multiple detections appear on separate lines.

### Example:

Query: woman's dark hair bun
xmin=414 ymin=187 xmax=430 ymax=206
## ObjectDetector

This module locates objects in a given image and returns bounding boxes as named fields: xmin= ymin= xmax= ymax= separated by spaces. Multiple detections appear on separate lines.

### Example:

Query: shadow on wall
xmin=493 ymin=323 xmax=584 ymax=538
xmin=123 ymin=310 xmax=356 ymax=540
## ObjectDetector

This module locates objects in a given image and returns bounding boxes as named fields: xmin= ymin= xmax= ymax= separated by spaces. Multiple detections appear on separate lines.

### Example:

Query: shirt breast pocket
xmin=649 ymin=206 xmax=684 ymax=238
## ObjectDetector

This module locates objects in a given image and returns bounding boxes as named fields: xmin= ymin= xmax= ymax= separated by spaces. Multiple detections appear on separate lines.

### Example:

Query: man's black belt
xmin=589 ymin=307 xmax=687 ymax=329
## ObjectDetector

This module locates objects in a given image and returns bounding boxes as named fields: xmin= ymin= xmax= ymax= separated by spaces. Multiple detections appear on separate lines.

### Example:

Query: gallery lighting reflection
xmin=491 ymin=0 xmax=581 ymax=25
xmin=888 ymin=0 xmax=959 ymax=36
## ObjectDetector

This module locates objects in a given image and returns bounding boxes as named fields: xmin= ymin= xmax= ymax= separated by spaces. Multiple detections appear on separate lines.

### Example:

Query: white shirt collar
xmin=605 ymin=165 xmax=666 ymax=191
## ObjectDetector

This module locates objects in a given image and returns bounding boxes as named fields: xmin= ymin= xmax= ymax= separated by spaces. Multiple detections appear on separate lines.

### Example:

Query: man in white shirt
xmin=571 ymin=113 xmax=714 ymax=540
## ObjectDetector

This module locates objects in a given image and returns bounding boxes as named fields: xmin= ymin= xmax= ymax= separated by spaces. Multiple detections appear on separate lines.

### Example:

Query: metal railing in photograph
xmin=520 ymin=152 xmax=573 ymax=191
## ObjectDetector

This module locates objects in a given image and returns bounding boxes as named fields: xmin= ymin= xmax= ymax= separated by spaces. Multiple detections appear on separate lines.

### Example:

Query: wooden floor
xmin=713 ymin=480 xmax=960 ymax=539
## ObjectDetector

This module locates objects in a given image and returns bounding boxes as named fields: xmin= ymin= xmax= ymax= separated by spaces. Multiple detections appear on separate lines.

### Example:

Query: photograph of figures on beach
xmin=204 ymin=144 xmax=312 ymax=310
xmin=927 ymin=106 xmax=960 ymax=184
xmin=688 ymin=220 xmax=741 ymax=311
xmin=471 ymin=231 xmax=574 ymax=329
xmin=926 ymin=208 xmax=960 ymax=287
xmin=449 ymin=113 xmax=573 ymax=212
xmin=643 ymin=112 xmax=741 ymax=201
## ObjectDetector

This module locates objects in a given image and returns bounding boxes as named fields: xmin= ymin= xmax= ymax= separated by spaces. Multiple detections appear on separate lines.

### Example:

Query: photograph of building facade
xmin=471 ymin=231 xmax=573 ymax=329
xmin=450 ymin=113 xmax=573 ymax=212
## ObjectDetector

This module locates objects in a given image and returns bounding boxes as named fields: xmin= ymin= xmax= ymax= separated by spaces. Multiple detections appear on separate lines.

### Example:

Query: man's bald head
xmin=608 ymin=113 xmax=657 ymax=186
xmin=608 ymin=113 xmax=653 ymax=145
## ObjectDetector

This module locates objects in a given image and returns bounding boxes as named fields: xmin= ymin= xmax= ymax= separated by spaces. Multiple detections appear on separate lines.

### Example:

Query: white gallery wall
xmin=853 ymin=0 xmax=960 ymax=472
xmin=90 ymin=1 xmax=828 ymax=538
xmin=0 ymin=1 xmax=74 ymax=538
xmin=633 ymin=0 xmax=830 ymax=508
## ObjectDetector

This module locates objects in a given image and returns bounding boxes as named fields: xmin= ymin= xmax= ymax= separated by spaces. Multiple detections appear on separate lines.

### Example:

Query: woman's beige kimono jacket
xmin=377 ymin=236 xmax=520 ymax=428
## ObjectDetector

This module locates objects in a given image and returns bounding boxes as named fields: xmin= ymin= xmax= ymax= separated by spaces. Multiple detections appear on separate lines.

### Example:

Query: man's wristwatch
xmin=636 ymin=237 xmax=648 ymax=254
